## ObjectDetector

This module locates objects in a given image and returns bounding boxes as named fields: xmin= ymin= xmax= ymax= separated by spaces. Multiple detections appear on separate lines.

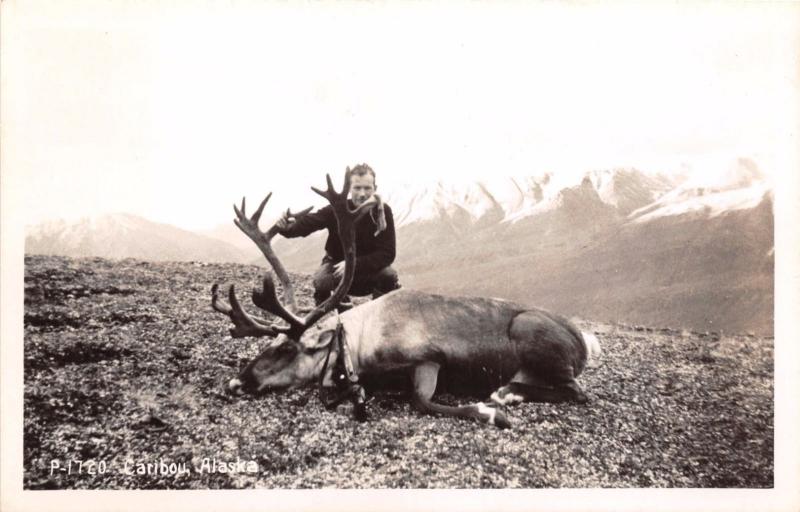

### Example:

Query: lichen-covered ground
xmin=23 ymin=255 xmax=773 ymax=489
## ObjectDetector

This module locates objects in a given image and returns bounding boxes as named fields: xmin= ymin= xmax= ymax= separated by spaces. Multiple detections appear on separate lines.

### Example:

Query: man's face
xmin=350 ymin=173 xmax=376 ymax=207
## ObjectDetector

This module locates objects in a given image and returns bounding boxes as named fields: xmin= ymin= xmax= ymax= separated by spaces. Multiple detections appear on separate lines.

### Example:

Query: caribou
xmin=211 ymin=170 xmax=601 ymax=429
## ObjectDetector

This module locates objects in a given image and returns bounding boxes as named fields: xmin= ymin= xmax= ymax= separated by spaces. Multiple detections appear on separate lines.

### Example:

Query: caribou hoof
xmin=492 ymin=409 xmax=512 ymax=429
xmin=476 ymin=402 xmax=512 ymax=429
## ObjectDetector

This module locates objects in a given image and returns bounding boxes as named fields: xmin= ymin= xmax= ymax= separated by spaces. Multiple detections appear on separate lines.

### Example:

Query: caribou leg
xmin=411 ymin=362 xmax=512 ymax=429
xmin=490 ymin=379 xmax=589 ymax=405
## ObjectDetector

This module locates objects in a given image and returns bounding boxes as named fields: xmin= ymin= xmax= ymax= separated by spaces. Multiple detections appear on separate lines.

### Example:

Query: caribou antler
xmin=211 ymin=192 xmax=312 ymax=338
xmin=232 ymin=194 xmax=312 ymax=313
xmin=301 ymin=167 xmax=379 ymax=328
xmin=251 ymin=274 xmax=305 ymax=336
xmin=211 ymin=284 xmax=292 ymax=338
xmin=212 ymin=168 xmax=379 ymax=339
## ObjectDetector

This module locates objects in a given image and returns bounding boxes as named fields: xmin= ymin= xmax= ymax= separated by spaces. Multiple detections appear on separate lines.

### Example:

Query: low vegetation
xmin=24 ymin=255 xmax=773 ymax=489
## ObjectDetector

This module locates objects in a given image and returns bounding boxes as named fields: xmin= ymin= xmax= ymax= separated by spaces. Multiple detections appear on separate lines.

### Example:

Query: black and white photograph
xmin=2 ymin=1 xmax=798 ymax=511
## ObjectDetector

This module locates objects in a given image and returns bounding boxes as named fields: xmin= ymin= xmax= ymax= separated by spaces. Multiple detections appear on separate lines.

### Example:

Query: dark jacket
xmin=281 ymin=201 xmax=396 ymax=275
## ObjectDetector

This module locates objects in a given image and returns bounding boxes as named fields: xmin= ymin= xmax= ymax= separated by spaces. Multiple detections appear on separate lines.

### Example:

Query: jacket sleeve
xmin=280 ymin=205 xmax=332 ymax=238
xmin=355 ymin=204 xmax=396 ymax=274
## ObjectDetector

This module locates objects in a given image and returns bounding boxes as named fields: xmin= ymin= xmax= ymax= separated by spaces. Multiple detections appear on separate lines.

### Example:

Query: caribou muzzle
xmin=227 ymin=378 xmax=244 ymax=395
xmin=226 ymin=373 xmax=264 ymax=396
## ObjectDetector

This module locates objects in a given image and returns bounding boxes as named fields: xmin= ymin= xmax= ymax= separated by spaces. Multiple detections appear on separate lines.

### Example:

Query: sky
xmin=3 ymin=1 xmax=799 ymax=231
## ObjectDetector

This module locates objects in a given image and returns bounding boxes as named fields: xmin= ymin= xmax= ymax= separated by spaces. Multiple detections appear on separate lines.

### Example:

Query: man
xmin=277 ymin=164 xmax=400 ymax=310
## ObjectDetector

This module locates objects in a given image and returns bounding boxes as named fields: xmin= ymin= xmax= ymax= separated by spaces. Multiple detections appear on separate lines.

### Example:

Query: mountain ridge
xmin=25 ymin=213 xmax=251 ymax=264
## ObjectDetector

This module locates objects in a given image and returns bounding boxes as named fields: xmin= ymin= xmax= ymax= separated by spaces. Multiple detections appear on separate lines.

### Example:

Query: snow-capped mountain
xmin=25 ymin=213 xmax=250 ymax=263
xmin=628 ymin=157 xmax=771 ymax=223
xmin=384 ymin=168 xmax=679 ymax=228
xmin=385 ymin=175 xmax=545 ymax=226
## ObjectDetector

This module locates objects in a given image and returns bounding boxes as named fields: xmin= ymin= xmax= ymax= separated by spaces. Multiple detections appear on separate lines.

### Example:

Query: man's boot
xmin=372 ymin=282 xmax=401 ymax=301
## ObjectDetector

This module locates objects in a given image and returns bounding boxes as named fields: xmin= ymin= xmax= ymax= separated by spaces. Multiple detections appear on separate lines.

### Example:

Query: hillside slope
xmin=403 ymin=195 xmax=774 ymax=335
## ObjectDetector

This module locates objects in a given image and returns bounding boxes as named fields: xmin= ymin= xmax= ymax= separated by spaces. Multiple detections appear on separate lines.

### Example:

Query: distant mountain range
xmin=25 ymin=214 xmax=251 ymax=264
xmin=25 ymin=158 xmax=774 ymax=334
xmin=385 ymin=159 xmax=773 ymax=335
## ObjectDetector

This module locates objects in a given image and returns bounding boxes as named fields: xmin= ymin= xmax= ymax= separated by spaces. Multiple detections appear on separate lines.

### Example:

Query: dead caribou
xmin=212 ymin=170 xmax=601 ymax=428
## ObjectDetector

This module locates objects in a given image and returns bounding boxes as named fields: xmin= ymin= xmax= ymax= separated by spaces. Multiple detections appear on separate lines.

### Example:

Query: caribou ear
xmin=303 ymin=329 xmax=335 ymax=352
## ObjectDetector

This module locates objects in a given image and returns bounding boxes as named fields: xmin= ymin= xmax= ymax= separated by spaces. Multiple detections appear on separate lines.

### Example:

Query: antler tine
xmin=251 ymin=273 xmax=305 ymax=335
xmin=311 ymin=169 xmax=351 ymax=204
xmin=251 ymin=193 xmax=271 ymax=224
xmin=210 ymin=284 xmax=289 ymax=338
xmin=287 ymin=206 xmax=313 ymax=219
xmin=211 ymin=283 xmax=232 ymax=315
xmin=233 ymin=197 xmax=245 ymax=220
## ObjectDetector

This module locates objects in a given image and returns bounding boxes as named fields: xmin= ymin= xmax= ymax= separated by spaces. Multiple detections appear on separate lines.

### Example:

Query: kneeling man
xmin=277 ymin=163 xmax=400 ymax=310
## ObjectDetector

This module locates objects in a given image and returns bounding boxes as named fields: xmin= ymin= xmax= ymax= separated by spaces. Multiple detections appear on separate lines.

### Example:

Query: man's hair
xmin=351 ymin=164 xmax=376 ymax=185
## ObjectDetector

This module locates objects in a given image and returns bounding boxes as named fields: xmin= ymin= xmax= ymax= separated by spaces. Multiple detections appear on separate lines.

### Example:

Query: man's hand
xmin=275 ymin=211 xmax=295 ymax=232
xmin=333 ymin=261 xmax=346 ymax=280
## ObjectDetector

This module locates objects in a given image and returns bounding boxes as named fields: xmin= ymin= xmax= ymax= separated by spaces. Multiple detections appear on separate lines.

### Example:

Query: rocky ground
xmin=23 ymin=255 xmax=773 ymax=489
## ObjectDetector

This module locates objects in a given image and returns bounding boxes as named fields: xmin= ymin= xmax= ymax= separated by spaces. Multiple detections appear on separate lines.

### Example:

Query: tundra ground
xmin=23 ymin=255 xmax=773 ymax=489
